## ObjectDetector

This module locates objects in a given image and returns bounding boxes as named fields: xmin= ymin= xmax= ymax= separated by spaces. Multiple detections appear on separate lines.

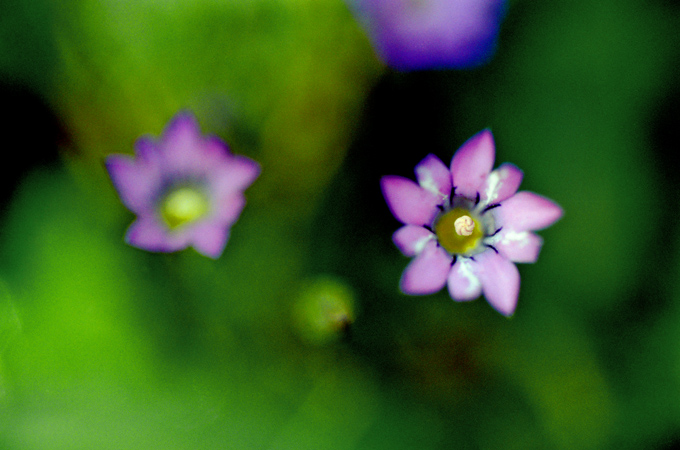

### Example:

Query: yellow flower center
xmin=161 ymin=186 xmax=210 ymax=229
xmin=435 ymin=208 xmax=484 ymax=255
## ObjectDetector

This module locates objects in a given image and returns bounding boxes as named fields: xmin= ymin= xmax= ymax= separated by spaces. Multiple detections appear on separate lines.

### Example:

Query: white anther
xmin=454 ymin=215 xmax=475 ymax=236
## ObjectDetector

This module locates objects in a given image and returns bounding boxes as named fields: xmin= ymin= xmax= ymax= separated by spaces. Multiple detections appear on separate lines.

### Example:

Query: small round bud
xmin=454 ymin=215 xmax=475 ymax=236
xmin=292 ymin=276 xmax=355 ymax=346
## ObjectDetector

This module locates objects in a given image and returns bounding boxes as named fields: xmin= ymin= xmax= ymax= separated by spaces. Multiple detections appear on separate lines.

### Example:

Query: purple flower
xmin=348 ymin=0 xmax=507 ymax=70
xmin=106 ymin=112 xmax=260 ymax=259
xmin=381 ymin=130 xmax=562 ymax=316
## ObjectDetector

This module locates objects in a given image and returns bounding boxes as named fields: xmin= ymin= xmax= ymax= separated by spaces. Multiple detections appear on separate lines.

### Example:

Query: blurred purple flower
xmin=381 ymin=130 xmax=562 ymax=316
xmin=348 ymin=0 xmax=507 ymax=70
xmin=106 ymin=111 xmax=260 ymax=259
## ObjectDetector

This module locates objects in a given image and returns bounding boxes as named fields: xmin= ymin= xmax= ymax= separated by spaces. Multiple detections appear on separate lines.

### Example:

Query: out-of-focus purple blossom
xmin=348 ymin=0 xmax=507 ymax=70
xmin=381 ymin=130 xmax=562 ymax=316
xmin=106 ymin=111 xmax=260 ymax=259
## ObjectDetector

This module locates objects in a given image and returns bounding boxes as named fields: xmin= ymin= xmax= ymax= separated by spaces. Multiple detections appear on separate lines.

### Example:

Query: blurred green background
xmin=1 ymin=0 xmax=679 ymax=448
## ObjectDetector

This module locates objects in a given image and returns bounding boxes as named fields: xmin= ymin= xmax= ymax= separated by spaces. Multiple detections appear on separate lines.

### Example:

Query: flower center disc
xmin=435 ymin=208 xmax=483 ymax=255
xmin=161 ymin=186 xmax=210 ymax=229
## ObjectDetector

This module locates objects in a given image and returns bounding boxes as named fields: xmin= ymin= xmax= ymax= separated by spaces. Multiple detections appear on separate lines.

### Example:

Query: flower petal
xmin=134 ymin=136 xmax=160 ymax=163
xmin=415 ymin=154 xmax=451 ymax=201
xmin=210 ymin=146 xmax=261 ymax=195
xmin=159 ymin=112 xmax=207 ymax=171
xmin=400 ymin=241 xmax=451 ymax=295
xmin=475 ymin=250 xmax=520 ymax=316
xmin=212 ymin=193 xmax=247 ymax=225
xmin=495 ymin=230 xmax=543 ymax=263
xmin=450 ymin=129 xmax=495 ymax=199
xmin=161 ymin=111 xmax=201 ymax=146
xmin=380 ymin=175 xmax=440 ymax=226
xmin=190 ymin=223 xmax=230 ymax=259
xmin=393 ymin=225 xmax=435 ymax=257
xmin=498 ymin=191 xmax=564 ymax=231
xmin=481 ymin=162 xmax=523 ymax=204
xmin=447 ymin=258 xmax=482 ymax=301
xmin=353 ymin=0 xmax=506 ymax=70
xmin=105 ymin=155 xmax=161 ymax=213
xmin=125 ymin=217 xmax=189 ymax=253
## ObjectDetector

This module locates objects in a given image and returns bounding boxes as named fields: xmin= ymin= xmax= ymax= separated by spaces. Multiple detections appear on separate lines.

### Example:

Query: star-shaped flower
xmin=381 ymin=130 xmax=562 ymax=316
xmin=348 ymin=0 xmax=507 ymax=70
xmin=106 ymin=111 xmax=260 ymax=258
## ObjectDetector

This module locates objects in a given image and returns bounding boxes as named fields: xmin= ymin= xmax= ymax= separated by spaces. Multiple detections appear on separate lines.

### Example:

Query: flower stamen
xmin=488 ymin=226 xmax=503 ymax=237
xmin=454 ymin=215 xmax=475 ymax=236
xmin=482 ymin=203 xmax=501 ymax=214
xmin=484 ymin=244 xmax=499 ymax=254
